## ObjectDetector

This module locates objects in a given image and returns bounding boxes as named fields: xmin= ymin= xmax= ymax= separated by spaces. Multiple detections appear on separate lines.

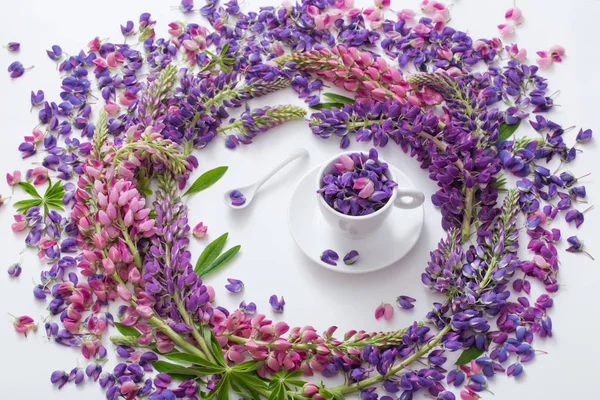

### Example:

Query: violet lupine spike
xmin=220 ymin=104 xmax=306 ymax=148
xmin=143 ymin=174 xmax=214 ymax=329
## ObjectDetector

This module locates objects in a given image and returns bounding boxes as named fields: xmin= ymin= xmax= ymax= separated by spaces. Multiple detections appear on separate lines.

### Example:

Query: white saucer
xmin=288 ymin=165 xmax=424 ymax=274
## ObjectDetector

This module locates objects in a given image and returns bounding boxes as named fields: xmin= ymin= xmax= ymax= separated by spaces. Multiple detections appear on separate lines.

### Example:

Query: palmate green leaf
xmin=44 ymin=179 xmax=64 ymax=199
xmin=18 ymin=182 xmax=41 ymax=198
xmin=322 ymin=92 xmax=355 ymax=104
xmin=267 ymin=385 xmax=286 ymax=400
xmin=114 ymin=322 xmax=141 ymax=338
xmin=14 ymin=199 xmax=43 ymax=213
xmin=232 ymin=360 xmax=264 ymax=373
xmin=497 ymin=120 xmax=521 ymax=142
xmin=183 ymin=166 xmax=228 ymax=197
xmin=194 ymin=233 xmax=229 ymax=275
xmin=199 ymin=245 xmax=241 ymax=277
xmin=230 ymin=376 xmax=263 ymax=400
xmin=163 ymin=351 xmax=223 ymax=370
xmin=309 ymin=102 xmax=345 ymax=110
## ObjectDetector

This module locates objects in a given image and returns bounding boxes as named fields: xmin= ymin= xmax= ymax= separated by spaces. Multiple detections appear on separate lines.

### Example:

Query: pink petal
xmin=383 ymin=303 xmax=394 ymax=320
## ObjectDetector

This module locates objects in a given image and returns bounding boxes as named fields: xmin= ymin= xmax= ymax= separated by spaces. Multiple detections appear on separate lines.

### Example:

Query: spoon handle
xmin=254 ymin=148 xmax=309 ymax=192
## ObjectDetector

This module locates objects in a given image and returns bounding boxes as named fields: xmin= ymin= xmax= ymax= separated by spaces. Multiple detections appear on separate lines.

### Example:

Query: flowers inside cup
xmin=317 ymin=148 xmax=397 ymax=216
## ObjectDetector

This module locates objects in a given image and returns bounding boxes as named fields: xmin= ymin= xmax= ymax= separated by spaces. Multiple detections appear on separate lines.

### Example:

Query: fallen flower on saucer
xmin=320 ymin=249 xmax=339 ymax=265
xmin=374 ymin=303 xmax=394 ymax=320
xmin=229 ymin=189 xmax=246 ymax=206
xmin=343 ymin=250 xmax=359 ymax=265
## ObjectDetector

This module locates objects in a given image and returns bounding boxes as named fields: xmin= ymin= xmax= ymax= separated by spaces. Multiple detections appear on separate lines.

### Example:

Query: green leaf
xmin=151 ymin=361 xmax=208 ymax=377
xmin=268 ymin=385 xmax=286 ymax=400
xmin=455 ymin=342 xmax=490 ymax=366
xmin=232 ymin=361 xmax=264 ymax=373
xmin=164 ymin=351 xmax=223 ymax=370
xmin=14 ymin=199 xmax=43 ymax=213
xmin=214 ymin=374 xmax=230 ymax=400
xmin=199 ymin=245 xmax=241 ymax=277
xmin=322 ymin=92 xmax=355 ymax=104
xmin=44 ymin=180 xmax=64 ymax=199
xmin=114 ymin=322 xmax=141 ymax=338
xmin=194 ymin=233 xmax=229 ymax=275
xmin=497 ymin=120 xmax=521 ymax=142
xmin=309 ymin=102 xmax=345 ymax=110
xmin=18 ymin=182 xmax=41 ymax=198
xmin=183 ymin=166 xmax=228 ymax=197
xmin=220 ymin=42 xmax=230 ymax=56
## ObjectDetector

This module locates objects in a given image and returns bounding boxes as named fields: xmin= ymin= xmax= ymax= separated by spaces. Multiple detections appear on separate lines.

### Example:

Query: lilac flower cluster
xmin=318 ymin=148 xmax=397 ymax=216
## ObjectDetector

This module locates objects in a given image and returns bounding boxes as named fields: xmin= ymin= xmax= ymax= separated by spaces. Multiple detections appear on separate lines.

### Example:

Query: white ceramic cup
xmin=316 ymin=151 xmax=425 ymax=237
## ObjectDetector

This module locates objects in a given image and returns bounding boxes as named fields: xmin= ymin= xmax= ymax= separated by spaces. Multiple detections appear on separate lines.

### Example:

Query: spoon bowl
xmin=224 ymin=148 xmax=309 ymax=209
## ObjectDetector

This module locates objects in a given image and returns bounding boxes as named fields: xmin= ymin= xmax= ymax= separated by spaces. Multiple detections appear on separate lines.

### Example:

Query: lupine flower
xmin=6 ymin=42 xmax=20 ymax=51
xmin=505 ymin=8 xmax=523 ymax=24
xmin=192 ymin=222 xmax=208 ymax=238
xmin=374 ymin=303 xmax=394 ymax=320
xmin=320 ymin=249 xmax=339 ymax=265
xmin=396 ymin=295 xmax=416 ymax=309
xmin=239 ymin=301 xmax=256 ymax=314
xmin=120 ymin=20 xmax=135 ymax=36
xmin=565 ymin=209 xmax=586 ymax=228
xmin=46 ymin=45 xmax=63 ymax=60
xmin=576 ymin=128 xmax=592 ymax=143
xmin=507 ymin=44 xmax=527 ymax=62
xmin=343 ymin=250 xmax=359 ymax=265
xmin=497 ymin=24 xmax=515 ymax=38
xmin=566 ymin=236 xmax=594 ymax=259
xmin=269 ymin=295 xmax=285 ymax=312
xmin=6 ymin=170 xmax=21 ymax=186
xmin=225 ymin=278 xmax=244 ymax=293
xmin=12 ymin=315 xmax=37 ymax=336
xmin=7 ymin=61 xmax=26 ymax=78
xmin=180 ymin=0 xmax=194 ymax=13
xmin=50 ymin=370 xmax=69 ymax=389
xmin=229 ymin=190 xmax=246 ymax=206
xmin=8 ymin=262 xmax=22 ymax=277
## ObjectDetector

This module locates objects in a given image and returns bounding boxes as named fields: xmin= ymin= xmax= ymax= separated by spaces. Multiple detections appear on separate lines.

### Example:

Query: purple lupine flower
xmin=565 ymin=209 xmax=585 ymax=228
xmin=50 ymin=370 xmax=69 ymax=389
xmin=576 ymin=128 xmax=592 ymax=143
xmin=30 ymin=90 xmax=44 ymax=106
xmin=46 ymin=45 xmax=62 ymax=60
xmin=396 ymin=295 xmax=416 ymax=310
xmin=6 ymin=42 xmax=20 ymax=51
xmin=180 ymin=0 xmax=194 ymax=13
xmin=566 ymin=236 xmax=594 ymax=259
xmin=320 ymin=249 xmax=339 ymax=266
xmin=269 ymin=295 xmax=285 ymax=313
xmin=121 ymin=21 xmax=135 ymax=36
xmin=225 ymin=278 xmax=244 ymax=293
xmin=229 ymin=190 xmax=246 ymax=206
xmin=239 ymin=300 xmax=256 ymax=314
xmin=8 ymin=262 xmax=22 ymax=277
xmin=7 ymin=61 xmax=25 ymax=78
xmin=343 ymin=250 xmax=359 ymax=265
xmin=507 ymin=362 xmax=524 ymax=377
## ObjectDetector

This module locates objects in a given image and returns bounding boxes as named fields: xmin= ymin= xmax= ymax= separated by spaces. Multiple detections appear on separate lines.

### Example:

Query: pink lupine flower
xmin=549 ymin=45 xmax=565 ymax=62
xmin=88 ymin=37 xmax=101 ymax=52
xmin=193 ymin=222 xmax=208 ymax=238
xmin=6 ymin=170 xmax=21 ymax=186
xmin=473 ymin=40 xmax=491 ymax=56
xmin=374 ymin=303 xmax=394 ymax=320
xmin=536 ymin=51 xmax=553 ymax=68
xmin=24 ymin=128 xmax=44 ymax=144
xmin=397 ymin=9 xmax=416 ymax=21
xmin=374 ymin=0 xmax=390 ymax=8
xmin=508 ymin=44 xmax=527 ymax=62
xmin=497 ymin=24 xmax=515 ymax=38
xmin=168 ymin=22 xmax=185 ymax=37
xmin=104 ymin=101 xmax=120 ymax=116
xmin=460 ymin=389 xmax=481 ymax=400
xmin=13 ymin=315 xmax=37 ymax=336
xmin=28 ymin=167 xmax=48 ymax=186
xmin=363 ymin=7 xmax=382 ymax=22
xmin=505 ymin=7 xmax=523 ymax=24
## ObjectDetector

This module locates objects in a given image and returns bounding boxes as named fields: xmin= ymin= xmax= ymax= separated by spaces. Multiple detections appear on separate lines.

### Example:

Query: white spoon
xmin=224 ymin=148 xmax=309 ymax=209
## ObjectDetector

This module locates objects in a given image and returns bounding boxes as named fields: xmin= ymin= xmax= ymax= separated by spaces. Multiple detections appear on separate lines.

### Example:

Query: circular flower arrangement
xmin=3 ymin=1 xmax=594 ymax=400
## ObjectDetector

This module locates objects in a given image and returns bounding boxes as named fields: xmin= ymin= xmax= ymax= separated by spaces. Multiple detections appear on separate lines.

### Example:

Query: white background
xmin=0 ymin=0 xmax=599 ymax=399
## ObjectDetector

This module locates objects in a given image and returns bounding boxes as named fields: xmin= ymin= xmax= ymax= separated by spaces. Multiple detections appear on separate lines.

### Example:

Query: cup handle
xmin=394 ymin=188 xmax=425 ymax=209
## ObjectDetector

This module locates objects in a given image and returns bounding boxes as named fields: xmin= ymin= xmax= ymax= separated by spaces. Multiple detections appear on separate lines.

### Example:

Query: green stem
xmin=174 ymin=291 xmax=217 ymax=364
xmin=118 ymin=215 xmax=143 ymax=269
xmin=308 ymin=325 xmax=452 ymax=397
